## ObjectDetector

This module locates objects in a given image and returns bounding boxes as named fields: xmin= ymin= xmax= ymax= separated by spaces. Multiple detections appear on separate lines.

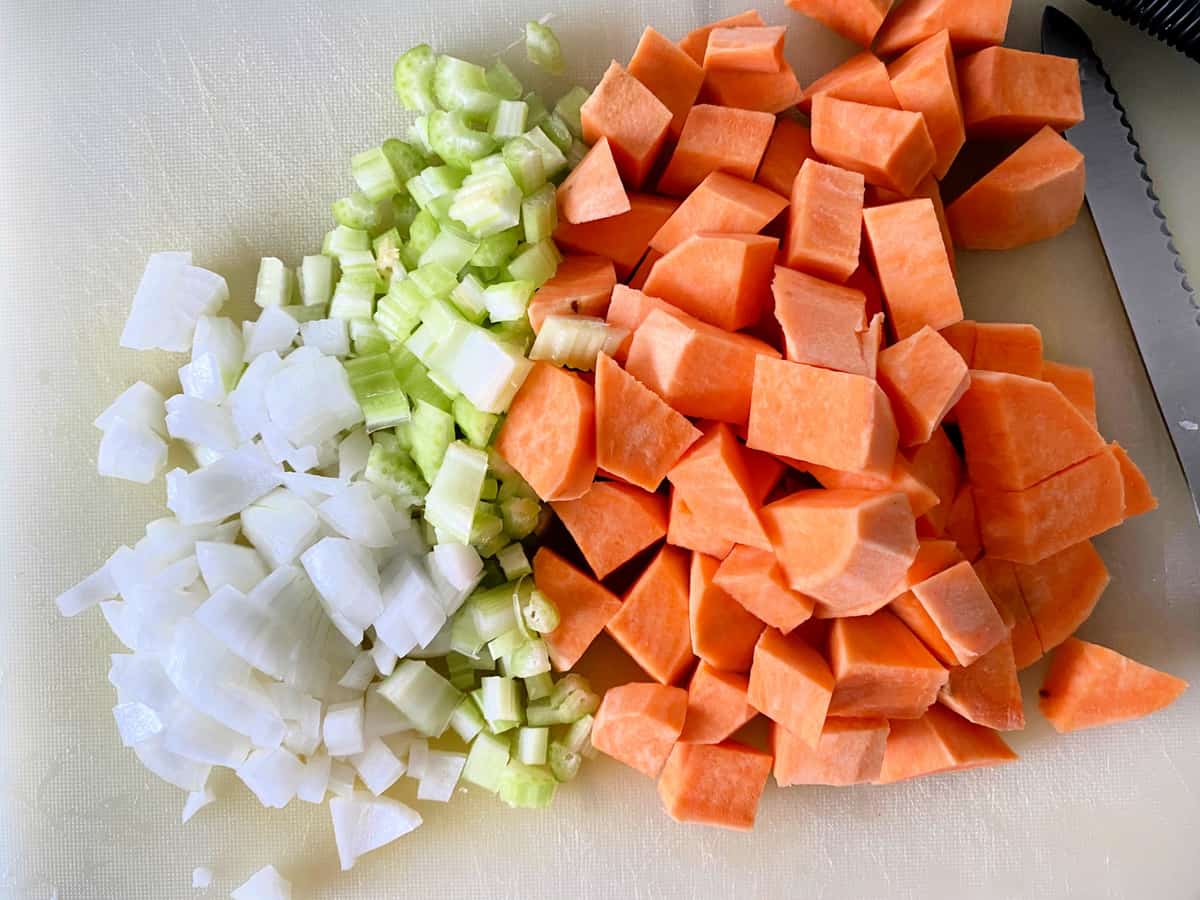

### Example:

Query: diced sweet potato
xmin=877 ymin=326 xmax=971 ymax=446
xmin=887 ymin=30 xmax=965 ymax=179
xmin=786 ymin=0 xmax=894 ymax=47
xmin=940 ymin=638 xmax=1026 ymax=731
xmin=592 ymin=682 xmax=688 ymax=777
xmin=1041 ymin=360 xmax=1098 ymax=429
xmin=771 ymin=266 xmax=873 ymax=376
xmin=756 ymin=117 xmax=814 ymax=196
xmin=527 ymin=256 xmax=617 ymax=333
xmin=679 ymin=10 xmax=767 ymax=64
xmin=535 ymin=547 xmax=623 ymax=670
xmin=784 ymin=159 xmax=865 ymax=283
xmin=904 ymin=428 xmax=963 ymax=534
xmin=972 ymin=323 xmax=1044 ymax=378
xmin=551 ymin=481 xmax=667 ymax=579
xmin=643 ymin=232 xmax=777 ymax=330
xmin=557 ymin=137 xmax=631 ymax=224
xmin=772 ymin=717 xmax=890 ymax=786
xmin=958 ymin=48 xmax=1083 ymax=139
xmin=908 ymin=561 xmax=1009 ymax=666
xmin=658 ymin=740 xmax=774 ymax=831
xmin=1011 ymin=539 xmax=1109 ymax=660
xmin=874 ymin=0 xmax=1012 ymax=57
xmin=607 ymin=546 xmax=695 ymax=685
xmin=669 ymin=423 xmax=771 ymax=550
xmin=747 ymin=627 xmax=835 ymax=745
xmin=628 ymin=26 xmax=706 ymax=139
xmin=945 ymin=484 xmax=982 ymax=560
xmin=715 ymin=544 xmax=816 ymax=633
xmin=799 ymin=51 xmax=899 ymax=113
xmin=876 ymin=704 xmax=1017 ymax=783
xmin=680 ymin=661 xmax=757 ymax=743
xmin=974 ymin=556 xmax=1041 ymax=669
xmin=555 ymin=193 xmax=680 ymax=279
xmin=810 ymin=95 xmax=937 ymax=196
xmin=658 ymin=105 xmax=776 ymax=197
xmin=1111 ymin=443 xmax=1158 ymax=517
xmin=580 ymin=62 xmax=673 ymax=188
xmin=650 ymin=172 xmax=789 ymax=255
xmin=704 ymin=25 xmax=787 ymax=73
xmin=829 ymin=610 xmax=949 ymax=719
xmin=688 ymin=553 xmax=766 ymax=672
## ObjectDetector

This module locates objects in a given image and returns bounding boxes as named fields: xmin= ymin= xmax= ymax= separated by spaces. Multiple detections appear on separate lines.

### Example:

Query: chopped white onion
xmin=328 ymin=759 xmax=358 ymax=797
xmin=229 ymin=351 xmax=285 ymax=442
xmin=337 ymin=427 xmax=372 ymax=481
xmin=323 ymin=698 xmax=366 ymax=757
xmin=429 ymin=543 xmax=483 ymax=594
xmin=112 ymin=700 xmax=163 ymax=747
xmin=178 ymin=353 xmax=228 ymax=403
xmin=191 ymin=866 xmax=214 ymax=889
xmin=301 ymin=538 xmax=382 ymax=645
xmin=97 ymin=417 xmax=168 ymax=484
xmin=163 ymin=700 xmax=253 ymax=767
xmin=133 ymin=734 xmax=212 ymax=792
xmin=296 ymin=750 xmax=332 ymax=804
xmin=192 ymin=314 xmax=244 ymax=389
xmin=363 ymin=687 xmax=413 ymax=740
xmin=369 ymin=643 xmax=398 ymax=677
xmin=350 ymin=737 xmax=406 ymax=795
xmin=166 ymin=444 xmax=282 ymax=525
xmin=337 ymin=652 xmax=378 ymax=692
xmin=300 ymin=318 xmax=350 ymax=357
xmin=373 ymin=554 xmax=445 ymax=657
xmin=56 ymin=557 xmax=118 ymax=617
xmin=405 ymin=738 xmax=429 ymax=780
xmin=264 ymin=354 xmax=363 ymax=448
xmin=195 ymin=541 xmax=267 ymax=594
xmin=230 ymin=864 xmax=292 ymax=900
xmin=416 ymin=750 xmax=466 ymax=802
xmin=237 ymin=747 xmax=305 ymax=808
xmin=329 ymin=792 xmax=422 ymax=871
xmin=318 ymin=484 xmax=395 ymax=548
xmin=241 ymin=488 xmax=321 ymax=568
xmin=94 ymin=381 xmax=167 ymax=436
xmin=243 ymin=306 xmax=299 ymax=361
xmin=165 ymin=394 xmax=238 ymax=451
xmin=182 ymin=786 xmax=216 ymax=824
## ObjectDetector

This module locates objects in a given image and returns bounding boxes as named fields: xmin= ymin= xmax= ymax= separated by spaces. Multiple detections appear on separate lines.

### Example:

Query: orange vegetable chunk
xmin=604 ymin=284 xmax=686 ymax=362
xmin=556 ymin=137 xmax=630 ymax=225
xmin=785 ymin=0 xmax=893 ymax=47
xmin=945 ymin=485 xmax=982 ymax=560
xmin=679 ymin=9 xmax=767 ymax=64
xmin=1111 ymin=443 xmax=1157 ymax=517
xmin=940 ymin=319 xmax=977 ymax=366
xmin=1041 ymin=360 xmax=1098 ymax=429
xmin=868 ymin=175 xmax=957 ymax=273
xmin=701 ymin=62 xmax=805 ymax=114
xmin=628 ymin=26 xmax=706 ymax=139
xmin=863 ymin=198 xmax=963 ymax=339
xmin=955 ymin=370 xmax=1104 ymax=492
xmin=607 ymin=546 xmax=695 ymax=685
xmin=756 ymin=117 xmax=813 ymax=196
xmin=876 ymin=704 xmax=1017 ymax=783
xmin=748 ymin=357 xmax=898 ymax=476
xmin=887 ymin=30 xmax=964 ymax=179
xmin=974 ymin=556 xmax=1041 ymax=668
xmin=1038 ymin=638 xmax=1188 ymax=733
xmin=889 ymin=540 xmax=969 ymax=665
xmin=527 ymin=256 xmax=617 ymax=333
xmin=747 ymin=627 xmax=835 ymax=746
xmin=680 ymin=661 xmax=757 ymax=743
xmin=784 ymin=159 xmax=865 ymax=283
xmin=704 ymin=26 xmax=787 ymax=73
xmin=657 ymin=740 xmax=773 ymax=831
xmin=592 ymin=682 xmax=688 ymax=777
xmin=772 ymin=717 xmax=889 ymax=786
xmin=534 ymin=547 xmax=622 ymax=670
xmin=689 ymin=553 xmax=766 ymax=672
xmin=650 ymin=172 xmax=788 ymax=255
xmin=908 ymin=561 xmax=1008 ymax=666
xmin=972 ymin=322 xmax=1044 ymax=378
xmin=798 ymin=455 xmax=940 ymax=525
xmin=939 ymin=638 xmax=1025 ymax=731
xmin=594 ymin=353 xmax=701 ymax=492
xmin=874 ymin=0 xmax=1012 ymax=56
xmin=555 ymin=193 xmax=679 ymax=279
xmin=947 ymin=127 xmax=1085 ymax=250
xmin=643 ymin=232 xmax=777 ymax=330
xmin=799 ymin=51 xmax=899 ymax=113
xmin=715 ymin=544 xmax=816 ymax=633
xmin=580 ymin=62 xmax=672 ymax=189
xmin=829 ymin=610 xmax=948 ymax=719
xmin=904 ymin=428 xmax=963 ymax=534
xmin=958 ymin=48 xmax=1083 ymax=139
xmin=551 ymin=481 xmax=667 ymax=579
xmin=495 ymin=362 xmax=595 ymax=501
xmin=878 ymin=326 xmax=971 ymax=446
xmin=626 ymin=307 xmax=781 ymax=426
xmin=658 ymin=106 xmax=775 ymax=198
xmin=761 ymin=489 xmax=919 ymax=614
xmin=669 ymin=423 xmax=771 ymax=550
xmin=1012 ymin=539 xmax=1109 ymax=659
xmin=626 ymin=248 xmax=662 ymax=291
xmin=771 ymin=266 xmax=872 ymax=376
xmin=810 ymin=95 xmax=936 ymax=197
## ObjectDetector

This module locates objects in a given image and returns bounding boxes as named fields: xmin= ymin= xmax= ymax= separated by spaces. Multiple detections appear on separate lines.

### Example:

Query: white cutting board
xmin=2 ymin=2 xmax=1198 ymax=897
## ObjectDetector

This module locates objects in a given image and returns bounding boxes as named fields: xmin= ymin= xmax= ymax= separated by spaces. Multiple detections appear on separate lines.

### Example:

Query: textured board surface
xmin=2 ymin=1 xmax=1199 ymax=897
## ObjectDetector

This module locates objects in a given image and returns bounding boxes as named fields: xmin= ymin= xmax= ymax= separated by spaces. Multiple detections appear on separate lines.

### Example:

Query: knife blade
xmin=1042 ymin=6 xmax=1200 ymax=522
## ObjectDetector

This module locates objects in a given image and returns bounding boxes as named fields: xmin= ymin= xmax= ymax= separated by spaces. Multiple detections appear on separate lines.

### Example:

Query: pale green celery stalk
xmin=485 ymin=61 xmax=523 ymax=101
xmin=419 ymin=229 xmax=479 ymax=274
xmin=471 ymin=154 xmax=510 ymax=178
xmin=500 ymin=495 xmax=540 ymax=539
xmin=521 ymin=184 xmax=557 ymax=243
xmin=332 ymin=190 xmax=382 ymax=231
xmin=525 ymin=21 xmax=565 ymax=76
xmin=529 ymin=315 xmax=628 ymax=371
xmin=393 ymin=44 xmax=438 ymax=113
xmin=409 ymin=116 xmax=434 ymax=155
xmin=491 ymin=318 xmax=535 ymax=356
xmin=551 ymin=674 xmax=600 ymax=720
xmin=430 ymin=110 xmax=496 ymax=170
xmin=539 ymin=113 xmax=573 ymax=153
xmin=524 ymin=92 xmax=549 ymax=128
xmin=392 ymin=345 xmax=453 ymax=412
xmin=519 ymin=127 xmax=567 ymax=179
xmin=449 ymin=696 xmax=486 ymax=742
xmin=486 ymin=628 xmax=525 ymax=661
xmin=323 ymin=224 xmax=371 ymax=257
xmin=345 ymin=359 xmax=410 ymax=432
xmin=352 ymin=146 xmax=401 ymax=203
xmin=446 ymin=652 xmax=479 ymax=692
xmin=507 ymin=238 xmax=561 ymax=287
xmin=407 ymin=165 xmax=465 ymax=210
xmin=496 ymin=542 xmax=530 ymax=580
xmin=496 ymin=470 xmax=534 ymax=501
xmin=462 ymin=730 xmax=510 ymax=792
xmin=452 ymin=395 xmax=498 ymax=448
xmin=561 ymin=714 xmax=594 ymax=754
xmin=255 ymin=257 xmax=293 ymax=307
xmin=471 ymin=227 xmax=522 ymax=268
xmin=433 ymin=55 xmax=499 ymax=116
xmin=407 ymin=399 xmax=456 ymax=484
xmin=281 ymin=304 xmax=327 ymax=323
xmin=498 ymin=760 xmax=557 ymax=809
xmin=330 ymin=279 xmax=375 ymax=322
xmin=410 ymin=263 xmax=458 ymax=301
xmin=479 ymin=477 xmax=499 ymax=502
xmin=426 ymin=193 xmax=458 ymax=228
xmin=480 ymin=675 xmax=522 ymax=723
xmin=548 ymin=741 xmax=581 ymax=782
xmin=472 ymin=688 xmax=518 ymax=734
xmin=449 ymin=170 xmax=522 ymax=239
xmin=471 ymin=509 xmax=505 ymax=550
xmin=364 ymin=436 xmax=428 ymax=502
xmin=350 ymin=320 xmax=391 ymax=356
xmin=449 ymin=273 xmax=489 ymax=324
xmin=521 ymin=588 xmax=559 ymax=634
xmin=523 ymin=672 xmax=554 ymax=702
xmin=405 ymin=210 xmax=441 ymax=266
xmin=517 ymin=726 xmax=549 ymax=766
xmin=382 ymin=138 xmax=427 ymax=184
xmin=508 ymin=639 xmax=551 ymax=678
xmin=469 ymin=583 xmax=519 ymax=641
xmin=338 ymin=249 xmax=379 ymax=283
xmin=553 ymin=87 xmax=589 ymax=138
xmin=489 ymin=100 xmax=528 ymax=140
xmin=450 ymin=608 xmax=486 ymax=658
xmin=565 ymin=140 xmax=588 ymax=169
xmin=392 ymin=192 xmax=421 ymax=234
xmin=424 ymin=440 xmax=488 ymax=544
xmin=378 ymin=660 xmax=462 ymax=737
xmin=372 ymin=228 xmax=404 ymax=280
xmin=299 ymin=255 xmax=335 ymax=307
xmin=482 ymin=280 xmax=534 ymax=323
xmin=502 ymin=136 xmax=547 ymax=196
xmin=375 ymin=279 xmax=426 ymax=342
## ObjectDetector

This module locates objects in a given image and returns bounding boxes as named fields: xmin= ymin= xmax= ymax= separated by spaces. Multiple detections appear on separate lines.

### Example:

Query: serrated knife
xmin=1042 ymin=6 xmax=1200 ymax=522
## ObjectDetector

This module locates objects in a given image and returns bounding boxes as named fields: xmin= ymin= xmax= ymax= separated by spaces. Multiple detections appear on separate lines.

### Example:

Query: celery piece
xmin=419 ymin=229 xmax=478 ymax=274
xmin=473 ymin=687 xmax=519 ymax=735
xmin=346 ymin=358 xmax=411 ymax=432
xmin=500 ymin=495 xmax=540 ymax=539
xmin=426 ymin=193 xmax=459 ymax=228
xmin=377 ymin=660 xmax=462 ymax=738
xmin=372 ymin=228 xmax=403 ymax=279
xmin=424 ymin=440 xmax=488 ymax=544
xmin=408 ymin=165 xmax=465 ymax=210
xmin=523 ymin=701 xmax=560 ymax=727
xmin=480 ymin=477 xmax=499 ymax=502
xmin=281 ymin=304 xmax=327 ymax=323
xmin=393 ymin=44 xmax=438 ymax=113
xmin=449 ymin=696 xmax=486 ymax=742
xmin=489 ymin=100 xmax=528 ymax=140
xmin=517 ymin=727 xmax=549 ymax=766
xmin=470 ymin=154 xmax=510 ymax=178
xmin=409 ymin=115 xmax=434 ymax=155
xmin=324 ymin=224 xmax=371 ymax=257
xmin=350 ymin=320 xmax=391 ymax=357
xmin=529 ymin=315 xmax=628 ymax=371
xmin=485 ymin=60 xmax=524 ymax=101
xmin=392 ymin=192 xmax=420 ymax=235
xmin=523 ymin=672 xmax=554 ymax=702
xmin=364 ymin=439 xmax=428 ymax=503
xmin=446 ymin=652 xmax=478 ymax=692
xmin=480 ymin=676 xmax=522 ymax=723
xmin=470 ymin=227 xmax=522 ymax=269
xmin=450 ymin=170 xmax=522 ymax=239
xmin=299 ymin=255 xmax=335 ymax=307
xmin=352 ymin=146 xmax=401 ymax=203
xmin=487 ymin=628 xmax=525 ymax=661
xmin=521 ymin=588 xmax=559 ymax=634
xmin=553 ymin=86 xmax=589 ymax=138
xmin=330 ymin=279 xmax=376 ymax=322
xmin=524 ymin=91 xmax=549 ymax=128
xmin=433 ymin=55 xmax=499 ymax=117
xmin=408 ymin=399 xmax=455 ymax=484
xmin=502 ymin=136 xmax=548 ymax=196
xmin=539 ymin=113 xmax=573 ymax=153
xmin=565 ymin=140 xmax=588 ymax=170
xmin=450 ymin=608 xmax=486 ymax=658
xmin=254 ymin=257 xmax=293 ymax=308
xmin=469 ymin=583 xmax=519 ymax=641
xmin=547 ymin=741 xmax=581 ymax=782
xmin=561 ymin=714 xmax=594 ymax=754
xmin=382 ymin=137 xmax=427 ymax=185
xmin=471 ymin=509 xmax=505 ymax=548
xmin=452 ymin=395 xmax=499 ymax=448
xmin=333 ymin=190 xmax=382 ymax=231
xmin=520 ymin=127 xmax=568 ymax=179
xmin=507 ymin=238 xmax=561 ymax=287
xmin=508 ymin=639 xmax=551 ymax=678
xmin=525 ymin=22 xmax=566 ymax=76
xmin=483 ymin=280 xmax=534 ymax=323
xmin=552 ymin=674 xmax=600 ymax=721
xmin=392 ymin=345 xmax=452 ymax=412
xmin=498 ymin=760 xmax=557 ymax=809
xmin=375 ymin=279 xmax=427 ymax=343
xmin=411 ymin=263 xmax=459 ymax=302
xmin=407 ymin=209 xmax=440 ymax=260
xmin=449 ymin=273 xmax=489 ymax=324
xmin=462 ymin=730 xmax=509 ymax=792
xmin=496 ymin=469 xmax=535 ymax=500
xmin=521 ymin=183 xmax=557 ymax=244
xmin=338 ymin=249 xmax=379 ymax=284
xmin=496 ymin=543 xmax=531 ymax=580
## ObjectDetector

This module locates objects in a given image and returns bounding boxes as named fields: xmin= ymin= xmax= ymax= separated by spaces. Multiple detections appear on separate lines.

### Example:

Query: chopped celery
xmin=473 ymin=688 xmax=518 ymax=734
xmin=498 ymin=760 xmax=557 ymax=809
xmin=424 ymin=440 xmax=488 ymax=544
xmin=489 ymin=100 xmax=528 ymax=140
xmin=408 ymin=165 xmax=465 ymax=210
xmin=548 ymin=741 xmax=581 ymax=782
xmin=364 ymin=438 xmax=428 ymax=503
xmin=392 ymin=345 xmax=452 ymax=412
xmin=487 ymin=628 xmax=525 ymax=661
xmin=449 ymin=273 xmax=489 ymax=323
xmin=462 ymin=730 xmax=509 ymax=792
xmin=507 ymin=239 xmax=561 ymax=287
xmin=471 ymin=227 xmax=522 ymax=268
xmin=485 ymin=61 xmax=524 ymax=101
xmin=392 ymin=192 xmax=420 ymax=235
xmin=419 ymin=229 xmax=479 ymax=274
xmin=480 ymin=676 xmax=522 ymax=723
xmin=409 ymin=115 xmax=434 ymax=155
xmin=502 ymin=136 xmax=547 ymax=196
xmin=446 ymin=652 xmax=478 ymax=692
xmin=480 ymin=477 xmax=499 ymax=502
xmin=561 ymin=713 xmax=594 ymax=754
xmin=500 ymin=495 xmax=540 ymax=539
xmin=450 ymin=608 xmax=486 ymax=658
xmin=410 ymin=263 xmax=459 ymax=301
xmin=338 ymin=249 xmax=379 ymax=284
xmin=408 ymin=399 xmax=455 ymax=484
xmin=523 ymin=671 xmax=554 ymax=702
xmin=375 ymin=278 xmax=426 ymax=342
xmin=299 ymin=254 xmax=335 ymax=307
xmin=471 ymin=509 xmax=505 ymax=549
xmin=496 ymin=542 xmax=530 ymax=580
xmin=452 ymin=395 xmax=499 ymax=448
xmin=433 ymin=55 xmax=499 ymax=117
xmin=372 ymin=228 xmax=404 ymax=279
xmin=508 ymin=639 xmax=551 ymax=677
xmin=324 ymin=224 xmax=371 ymax=257
xmin=517 ymin=727 xmax=549 ymax=766
xmin=553 ymin=87 xmax=589 ymax=138
xmin=352 ymin=146 xmax=401 ymax=203
xmin=393 ymin=44 xmax=438 ymax=113
xmin=450 ymin=170 xmax=522 ymax=238
xmin=529 ymin=315 xmax=628 ymax=371
xmin=551 ymin=674 xmax=600 ymax=721
xmin=330 ymin=279 xmax=375 ymax=322
xmin=255 ymin=257 xmax=293 ymax=308
xmin=520 ymin=588 xmax=559 ymax=634
xmin=483 ymin=280 xmax=534 ymax=323
xmin=539 ymin=113 xmax=573 ymax=153
xmin=382 ymin=138 xmax=427 ymax=185
xmin=449 ymin=696 xmax=486 ymax=742
xmin=407 ymin=209 xmax=440 ymax=259
xmin=469 ymin=583 xmax=519 ymax=641
xmin=377 ymin=660 xmax=462 ymax=737
xmin=281 ymin=303 xmax=327 ymax=323
xmin=350 ymin=320 xmax=390 ymax=356
xmin=520 ymin=127 xmax=567 ymax=180
xmin=525 ymin=21 xmax=566 ymax=76
xmin=521 ymin=183 xmax=557 ymax=243
xmin=346 ymin=356 xmax=411 ymax=432
xmin=565 ymin=139 xmax=588 ymax=169
xmin=333 ymin=191 xmax=382 ymax=231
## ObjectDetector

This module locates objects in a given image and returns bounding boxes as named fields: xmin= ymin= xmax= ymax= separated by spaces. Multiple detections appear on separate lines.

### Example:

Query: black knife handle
xmin=1085 ymin=0 xmax=1200 ymax=61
